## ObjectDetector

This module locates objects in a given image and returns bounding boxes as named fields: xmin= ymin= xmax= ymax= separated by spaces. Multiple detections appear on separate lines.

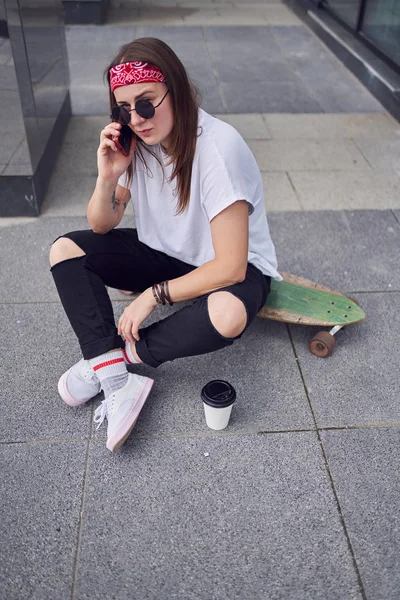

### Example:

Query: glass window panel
xmin=323 ymin=0 xmax=361 ymax=29
xmin=362 ymin=0 xmax=400 ymax=67
xmin=18 ymin=0 xmax=69 ymax=169
xmin=4 ymin=0 xmax=68 ymax=173
xmin=0 ymin=0 xmax=33 ymax=175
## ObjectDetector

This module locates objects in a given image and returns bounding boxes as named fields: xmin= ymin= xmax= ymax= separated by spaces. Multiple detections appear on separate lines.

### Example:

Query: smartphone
xmin=110 ymin=105 xmax=133 ymax=157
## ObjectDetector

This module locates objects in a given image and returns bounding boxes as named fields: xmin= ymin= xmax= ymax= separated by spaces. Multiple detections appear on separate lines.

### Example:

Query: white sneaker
xmin=58 ymin=359 xmax=101 ymax=407
xmin=93 ymin=373 xmax=154 ymax=452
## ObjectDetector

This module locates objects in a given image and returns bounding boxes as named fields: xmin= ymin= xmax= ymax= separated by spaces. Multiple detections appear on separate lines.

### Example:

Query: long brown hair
xmin=105 ymin=38 xmax=201 ymax=213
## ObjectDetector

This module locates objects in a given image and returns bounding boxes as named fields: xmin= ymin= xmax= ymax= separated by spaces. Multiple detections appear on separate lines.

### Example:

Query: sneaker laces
xmin=83 ymin=365 xmax=99 ymax=385
xmin=93 ymin=395 xmax=115 ymax=429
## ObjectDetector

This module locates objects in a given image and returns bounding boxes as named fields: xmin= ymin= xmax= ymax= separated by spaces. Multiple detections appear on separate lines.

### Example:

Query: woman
xmin=50 ymin=37 xmax=281 ymax=453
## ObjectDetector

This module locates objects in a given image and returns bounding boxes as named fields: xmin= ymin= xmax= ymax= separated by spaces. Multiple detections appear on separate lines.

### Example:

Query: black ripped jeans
xmin=51 ymin=228 xmax=271 ymax=368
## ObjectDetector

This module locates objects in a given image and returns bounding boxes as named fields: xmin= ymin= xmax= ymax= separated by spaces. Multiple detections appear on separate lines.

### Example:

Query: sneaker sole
xmin=107 ymin=377 xmax=154 ymax=453
xmin=58 ymin=368 xmax=98 ymax=407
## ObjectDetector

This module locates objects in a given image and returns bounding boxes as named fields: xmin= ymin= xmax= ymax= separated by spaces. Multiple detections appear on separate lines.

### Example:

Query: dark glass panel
xmin=324 ymin=0 xmax=361 ymax=29
xmin=4 ymin=0 xmax=68 ymax=174
xmin=362 ymin=0 xmax=400 ymax=67
xmin=0 ymin=0 xmax=32 ymax=175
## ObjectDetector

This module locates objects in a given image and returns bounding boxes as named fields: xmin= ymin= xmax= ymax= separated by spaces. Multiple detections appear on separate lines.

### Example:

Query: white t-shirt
xmin=118 ymin=108 xmax=281 ymax=280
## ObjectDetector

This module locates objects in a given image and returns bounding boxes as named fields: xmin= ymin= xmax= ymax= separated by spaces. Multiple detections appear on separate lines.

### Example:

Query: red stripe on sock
xmin=93 ymin=357 xmax=125 ymax=371
xmin=123 ymin=346 xmax=132 ymax=365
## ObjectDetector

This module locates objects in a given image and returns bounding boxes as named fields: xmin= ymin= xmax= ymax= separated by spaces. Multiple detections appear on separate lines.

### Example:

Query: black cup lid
xmin=201 ymin=380 xmax=236 ymax=408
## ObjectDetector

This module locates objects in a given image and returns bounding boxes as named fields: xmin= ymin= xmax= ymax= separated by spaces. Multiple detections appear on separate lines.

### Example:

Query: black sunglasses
xmin=111 ymin=89 xmax=169 ymax=122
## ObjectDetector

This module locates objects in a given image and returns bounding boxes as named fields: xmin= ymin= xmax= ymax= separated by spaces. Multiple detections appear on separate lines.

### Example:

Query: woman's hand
xmin=118 ymin=288 xmax=157 ymax=343
xmin=97 ymin=122 xmax=136 ymax=181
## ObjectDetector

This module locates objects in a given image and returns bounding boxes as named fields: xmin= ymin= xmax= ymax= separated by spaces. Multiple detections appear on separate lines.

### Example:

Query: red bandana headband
xmin=109 ymin=61 xmax=167 ymax=92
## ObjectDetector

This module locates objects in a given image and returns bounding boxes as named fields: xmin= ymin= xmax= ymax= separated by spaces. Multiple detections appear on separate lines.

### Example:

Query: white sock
xmin=88 ymin=350 xmax=129 ymax=398
xmin=122 ymin=340 xmax=139 ymax=365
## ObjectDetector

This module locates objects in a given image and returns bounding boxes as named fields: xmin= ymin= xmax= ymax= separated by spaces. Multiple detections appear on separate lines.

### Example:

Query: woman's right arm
xmin=87 ymin=121 xmax=135 ymax=234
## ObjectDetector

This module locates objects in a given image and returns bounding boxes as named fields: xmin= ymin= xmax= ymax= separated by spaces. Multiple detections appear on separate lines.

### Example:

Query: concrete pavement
xmin=1 ymin=2 xmax=400 ymax=599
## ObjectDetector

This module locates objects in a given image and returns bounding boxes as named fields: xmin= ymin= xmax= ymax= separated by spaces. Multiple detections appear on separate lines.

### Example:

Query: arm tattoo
xmin=111 ymin=191 xmax=118 ymax=213
xmin=111 ymin=191 xmax=127 ymax=213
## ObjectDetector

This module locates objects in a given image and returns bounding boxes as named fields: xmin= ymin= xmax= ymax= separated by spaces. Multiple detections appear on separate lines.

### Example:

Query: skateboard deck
xmin=257 ymin=272 xmax=365 ymax=326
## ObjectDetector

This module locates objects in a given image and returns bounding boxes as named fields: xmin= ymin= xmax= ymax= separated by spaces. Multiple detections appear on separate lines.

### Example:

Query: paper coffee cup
xmin=201 ymin=380 xmax=236 ymax=430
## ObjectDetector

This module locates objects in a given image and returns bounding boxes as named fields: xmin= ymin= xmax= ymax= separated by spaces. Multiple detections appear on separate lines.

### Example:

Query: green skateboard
xmin=257 ymin=272 xmax=366 ymax=357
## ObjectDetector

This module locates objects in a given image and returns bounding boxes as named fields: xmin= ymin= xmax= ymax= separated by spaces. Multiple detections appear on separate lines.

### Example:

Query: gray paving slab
xmin=220 ymin=79 xmax=323 ymax=113
xmin=204 ymin=32 xmax=285 ymax=75
xmin=0 ymin=215 xmax=134 ymax=300
xmin=202 ymin=24 xmax=382 ymax=113
xmin=234 ymin=0 xmax=290 ymax=4
xmin=203 ymin=24 xmax=280 ymax=47
xmin=273 ymin=30 xmax=346 ymax=81
xmin=70 ymin=86 xmax=110 ymax=116
xmin=0 ymin=441 xmax=86 ymax=600
xmin=41 ymin=118 xmax=138 ymax=217
xmin=0 ymin=91 xmax=27 ymax=135
xmin=0 ymin=217 xmax=37 ymax=228
xmin=268 ymin=210 xmax=400 ymax=292
xmin=262 ymin=171 xmax=302 ymax=211
xmin=0 ymin=303 xmax=94 ymax=442
xmin=65 ymin=24 xmax=137 ymax=42
xmin=216 ymin=113 xmax=272 ymax=139
xmin=67 ymin=39 xmax=123 ymax=64
xmin=194 ymin=74 xmax=226 ymax=113
xmin=249 ymin=139 xmax=369 ymax=171
xmin=2 ymin=164 xmax=34 ymax=176
xmin=62 ymin=115 xmax=108 ymax=144
xmin=214 ymin=57 xmax=297 ymax=85
xmin=76 ymin=433 xmax=362 ymax=600
xmin=393 ymin=210 xmax=400 ymax=224
xmin=354 ymin=139 xmax=400 ymax=170
xmin=3 ymin=208 xmax=399 ymax=299
xmin=287 ymin=53 xmax=355 ymax=87
xmin=0 ymin=216 xmax=89 ymax=302
xmin=136 ymin=24 xmax=204 ymax=41
xmin=95 ymin=302 xmax=314 ymax=436
xmin=0 ymin=38 xmax=13 ymax=65
xmin=311 ymin=80 xmax=384 ymax=114
xmin=70 ymin=81 xmax=224 ymax=116
xmin=8 ymin=138 xmax=31 ymax=166
xmin=108 ymin=5 xmax=184 ymax=26
xmin=53 ymin=140 xmax=98 ymax=177
xmin=180 ymin=58 xmax=225 ymax=111
xmin=63 ymin=22 xmax=384 ymax=115
xmin=0 ymin=216 xmax=129 ymax=301
xmin=263 ymin=4 xmax=303 ymax=25
xmin=0 ymin=133 xmax=25 ymax=165
xmin=290 ymin=292 xmax=400 ymax=428
xmin=68 ymin=55 xmax=118 ymax=87
xmin=41 ymin=173 xmax=98 ymax=216
xmin=263 ymin=113 xmax=400 ymax=140
xmin=269 ymin=24 xmax=326 ymax=55
xmin=132 ymin=27 xmax=225 ymax=111
xmin=284 ymin=59 xmax=382 ymax=114
xmin=0 ymin=64 xmax=19 ymax=91
xmin=288 ymin=170 xmax=400 ymax=211
xmin=270 ymin=25 xmax=384 ymax=113
xmin=321 ymin=428 xmax=400 ymax=599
